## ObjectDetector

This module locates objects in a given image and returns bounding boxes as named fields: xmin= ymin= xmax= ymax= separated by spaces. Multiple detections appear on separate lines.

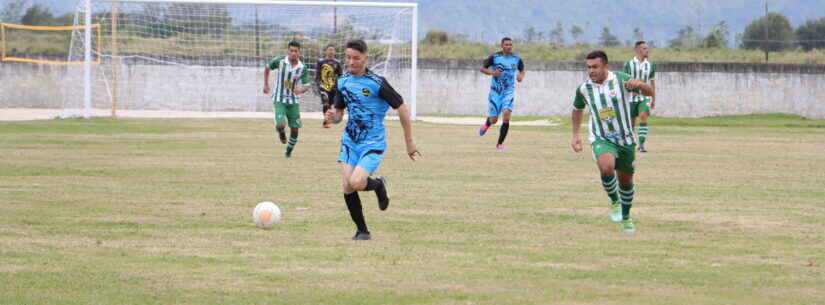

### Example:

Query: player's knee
xmin=348 ymin=176 xmax=367 ymax=191
xmin=489 ymin=117 xmax=498 ymax=124
xmin=276 ymin=124 xmax=286 ymax=129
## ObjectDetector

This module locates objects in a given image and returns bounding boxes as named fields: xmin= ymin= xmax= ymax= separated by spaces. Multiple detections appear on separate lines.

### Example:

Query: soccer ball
xmin=252 ymin=201 xmax=282 ymax=228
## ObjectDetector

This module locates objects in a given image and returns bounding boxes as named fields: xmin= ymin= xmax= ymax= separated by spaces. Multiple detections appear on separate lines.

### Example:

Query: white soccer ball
xmin=252 ymin=201 xmax=282 ymax=228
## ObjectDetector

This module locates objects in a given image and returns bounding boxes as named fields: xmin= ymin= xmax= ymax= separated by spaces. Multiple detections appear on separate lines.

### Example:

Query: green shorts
xmin=273 ymin=102 xmax=302 ymax=129
xmin=591 ymin=139 xmax=636 ymax=174
xmin=630 ymin=97 xmax=651 ymax=117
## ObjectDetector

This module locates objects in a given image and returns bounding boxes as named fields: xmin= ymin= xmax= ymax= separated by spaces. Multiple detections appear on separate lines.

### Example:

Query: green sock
xmin=638 ymin=123 xmax=648 ymax=147
xmin=601 ymin=174 xmax=619 ymax=204
xmin=619 ymin=184 xmax=634 ymax=220
xmin=286 ymin=130 xmax=298 ymax=153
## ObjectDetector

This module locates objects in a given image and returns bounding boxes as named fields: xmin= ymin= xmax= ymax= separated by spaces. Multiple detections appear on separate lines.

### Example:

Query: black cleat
xmin=278 ymin=131 xmax=287 ymax=144
xmin=352 ymin=231 xmax=371 ymax=240
xmin=376 ymin=176 xmax=389 ymax=211
xmin=285 ymin=149 xmax=292 ymax=158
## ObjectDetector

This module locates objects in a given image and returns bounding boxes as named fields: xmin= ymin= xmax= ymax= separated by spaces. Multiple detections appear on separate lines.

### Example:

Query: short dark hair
xmin=326 ymin=43 xmax=336 ymax=50
xmin=288 ymin=40 xmax=301 ymax=49
xmin=586 ymin=50 xmax=608 ymax=64
xmin=346 ymin=39 xmax=368 ymax=53
xmin=635 ymin=40 xmax=646 ymax=48
xmin=501 ymin=37 xmax=512 ymax=44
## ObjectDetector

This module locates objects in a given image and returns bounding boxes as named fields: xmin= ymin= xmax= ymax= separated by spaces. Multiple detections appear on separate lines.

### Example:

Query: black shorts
xmin=320 ymin=90 xmax=336 ymax=106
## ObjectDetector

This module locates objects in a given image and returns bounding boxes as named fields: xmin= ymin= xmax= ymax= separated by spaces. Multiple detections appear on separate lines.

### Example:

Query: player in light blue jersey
xmin=325 ymin=39 xmax=420 ymax=241
xmin=479 ymin=37 xmax=525 ymax=151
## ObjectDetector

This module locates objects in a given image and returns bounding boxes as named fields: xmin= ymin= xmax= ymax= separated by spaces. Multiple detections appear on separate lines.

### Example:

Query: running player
xmin=316 ymin=44 xmax=342 ymax=128
xmin=263 ymin=40 xmax=310 ymax=158
xmin=570 ymin=50 xmax=653 ymax=232
xmin=325 ymin=39 xmax=420 ymax=240
xmin=478 ymin=37 xmax=525 ymax=151
xmin=623 ymin=41 xmax=657 ymax=152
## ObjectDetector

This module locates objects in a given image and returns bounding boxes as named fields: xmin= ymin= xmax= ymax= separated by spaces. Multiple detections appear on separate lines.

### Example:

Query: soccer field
xmin=1 ymin=115 xmax=823 ymax=304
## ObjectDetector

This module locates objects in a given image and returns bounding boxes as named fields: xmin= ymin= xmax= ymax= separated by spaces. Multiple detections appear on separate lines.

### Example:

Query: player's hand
xmin=263 ymin=85 xmax=271 ymax=95
xmin=571 ymin=134 xmax=583 ymax=152
xmin=651 ymin=100 xmax=657 ymax=110
xmin=405 ymin=138 xmax=420 ymax=161
xmin=625 ymin=79 xmax=642 ymax=89
xmin=294 ymin=86 xmax=309 ymax=95
xmin=492 ymin=69 xmax=502 ymax=77
xmin=517 ymin=74 xmax=524 ymax=83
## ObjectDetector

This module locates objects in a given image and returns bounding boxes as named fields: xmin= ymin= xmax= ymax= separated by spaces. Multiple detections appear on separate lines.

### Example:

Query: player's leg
xmin=348 ymin=151 xmax=389 ymax=210
xmin=284 ymin=104 xmax=302 ymax=158
xmin=637 ymin=99 xmax=651 ymax=152
xmin=592 ymin=140 xmax=621 ymax=222
xmin=341 ymin=163 xmax=370 ymax=240
xmin=321 ymin=91 xmax=332 ymax=128
xmin=615 ymin=145 xmax=637 ymax=232
xmin=496 ymin=94 xmax=514 ymax=150
xmin=273 ymin=102 xmax=287 ymax=144
xmin=480 ymin=92 xmax=500 ymax=136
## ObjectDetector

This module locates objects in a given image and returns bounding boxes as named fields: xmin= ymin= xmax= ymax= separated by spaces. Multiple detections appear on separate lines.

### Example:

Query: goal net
xmin=63 ymin=0 xmax=417 ymax=119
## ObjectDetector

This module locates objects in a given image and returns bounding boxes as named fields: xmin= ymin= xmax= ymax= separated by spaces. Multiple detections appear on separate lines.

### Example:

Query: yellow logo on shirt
xmin=362 ymin=88 xmax=371 ymax=97
xmin=598 ymin=108 xmax=616 ymax=120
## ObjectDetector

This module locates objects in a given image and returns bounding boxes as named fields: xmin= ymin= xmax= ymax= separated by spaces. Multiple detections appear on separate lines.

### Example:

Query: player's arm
xmin=314 ymin=60 xmax=322 ymax=86
xmin=480 ymin=55 xmax=501 ymax=77
xmin=326 ymin=87 xmax=345 ymax=124
xmin=263 ymin=58 xmax=278 ymax=94
xmin=293 ymin=68 xmax=310 ymax=95
xmin=379 ymin=79 xmax=419 ymax=161
xmin=649 ymin=63 xmax=657 ymax=108
xmin=263 ymin=67 xmax=271 ymax=94
xmin=571 ymin=89 xmax=586 ymax=153
xmin=625 ymin=79 xmax=654 ymax=96
xmin=516 ymin=58 xmax=525 ymax=82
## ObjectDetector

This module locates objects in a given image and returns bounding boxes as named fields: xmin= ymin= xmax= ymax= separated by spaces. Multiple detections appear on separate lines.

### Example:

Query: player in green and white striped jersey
xmin=263 ymin=41 xmax=310 ymax=158
xmin=623 ymin=41 xmax=657 ymax=152
xmin=571 ymin=50 xmax=653 ymax=233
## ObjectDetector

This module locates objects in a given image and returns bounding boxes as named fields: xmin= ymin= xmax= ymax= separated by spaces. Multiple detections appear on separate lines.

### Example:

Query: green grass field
xmin=1 ymin=114 xmax=823 ymax=304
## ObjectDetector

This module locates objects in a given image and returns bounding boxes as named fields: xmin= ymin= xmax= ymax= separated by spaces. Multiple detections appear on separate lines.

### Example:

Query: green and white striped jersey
xmin=623 ymin=57 xmax=656 ymax=102
xmin=267 ymin=56 xmax=310 ymax=104
xmin=573 ymin=71 xmax=637 ymax=147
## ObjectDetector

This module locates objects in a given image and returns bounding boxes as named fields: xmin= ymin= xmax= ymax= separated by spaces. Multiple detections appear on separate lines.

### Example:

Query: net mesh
xmin=63 ymin=1 xmax=414 ymax=118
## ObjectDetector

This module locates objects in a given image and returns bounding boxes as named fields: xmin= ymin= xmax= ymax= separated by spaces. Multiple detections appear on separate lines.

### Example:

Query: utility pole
xmin=764 ymin=0 xmax=769 ymax=63
xmin=333 ymin=0 xmax=338 ymax=34
xmin=255 ymin=5 xmax=260 ymax=57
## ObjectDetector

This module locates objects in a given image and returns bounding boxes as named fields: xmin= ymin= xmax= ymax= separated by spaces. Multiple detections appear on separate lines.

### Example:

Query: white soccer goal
xmin=63 ymin=0 xmax=418 ymax=120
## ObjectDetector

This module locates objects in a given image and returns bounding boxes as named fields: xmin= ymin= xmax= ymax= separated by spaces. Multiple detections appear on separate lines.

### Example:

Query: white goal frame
xmin=80 ymin=0 xmax=419 ymax=120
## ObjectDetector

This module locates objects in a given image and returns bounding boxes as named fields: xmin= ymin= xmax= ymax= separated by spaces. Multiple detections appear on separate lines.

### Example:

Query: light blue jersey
xmin=333 ymin=69 xmax=403 ymax=173
xmin=484 ymin=52 xmax=524 ymax=116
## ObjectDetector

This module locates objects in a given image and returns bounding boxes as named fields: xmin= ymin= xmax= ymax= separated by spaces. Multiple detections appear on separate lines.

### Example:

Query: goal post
xmin=67 ymin=0 xmax=418 ymax=120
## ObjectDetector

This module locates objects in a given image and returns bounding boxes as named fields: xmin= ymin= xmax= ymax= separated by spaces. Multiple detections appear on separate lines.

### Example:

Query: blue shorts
xmin=338 ymin=143 xmax=384 ymax=174
xmin=488 ymin=90 xmax=514 ymax=117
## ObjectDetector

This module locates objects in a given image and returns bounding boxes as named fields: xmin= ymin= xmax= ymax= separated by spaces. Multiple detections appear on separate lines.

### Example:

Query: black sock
xmin=344 ymin=192 xmax=368 ymax=233
xmin=276 ymin=126 xmax=285 ymax=134
xmin=485 ymin=117 xmax=492 ymax=127
xmin=497 ymin=122 xmax=510 ymax=145
xmin=363 ymin=177 xmax=382 ymax=191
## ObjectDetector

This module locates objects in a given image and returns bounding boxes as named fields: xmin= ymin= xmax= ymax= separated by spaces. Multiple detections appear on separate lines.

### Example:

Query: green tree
xmin=523 ymin=27 xmax=541 ymax=43
xmin=549 ymin=22 xmax=564 ymax=45
xmin=423 ymin=29 xmax=450 ymax=45
xmin=570 ymin=25 xmax=583 ymax=43
xmin=632 ymin=27 xmax=644 ymax=42
xmin=598 ymin=27 xmax=620 ymax=47
xmin=0 ymin=0 xmax=29 ymax=23
xmin=796 ymin=17 xmax=825 ymax=51
xmin=742 ymin=12 xmax=795 ymax=52
xmin=703 ymin=21 xmax=730 ymax=48
xmin=20 ymin=4 xmax=54 ymax=25
xmin=669 ymin=25 xmax=702 ymax=48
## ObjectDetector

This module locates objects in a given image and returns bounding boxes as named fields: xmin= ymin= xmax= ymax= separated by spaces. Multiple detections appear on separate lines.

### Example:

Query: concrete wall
xmin=2 ymin=59 xmax=824 ymax=119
